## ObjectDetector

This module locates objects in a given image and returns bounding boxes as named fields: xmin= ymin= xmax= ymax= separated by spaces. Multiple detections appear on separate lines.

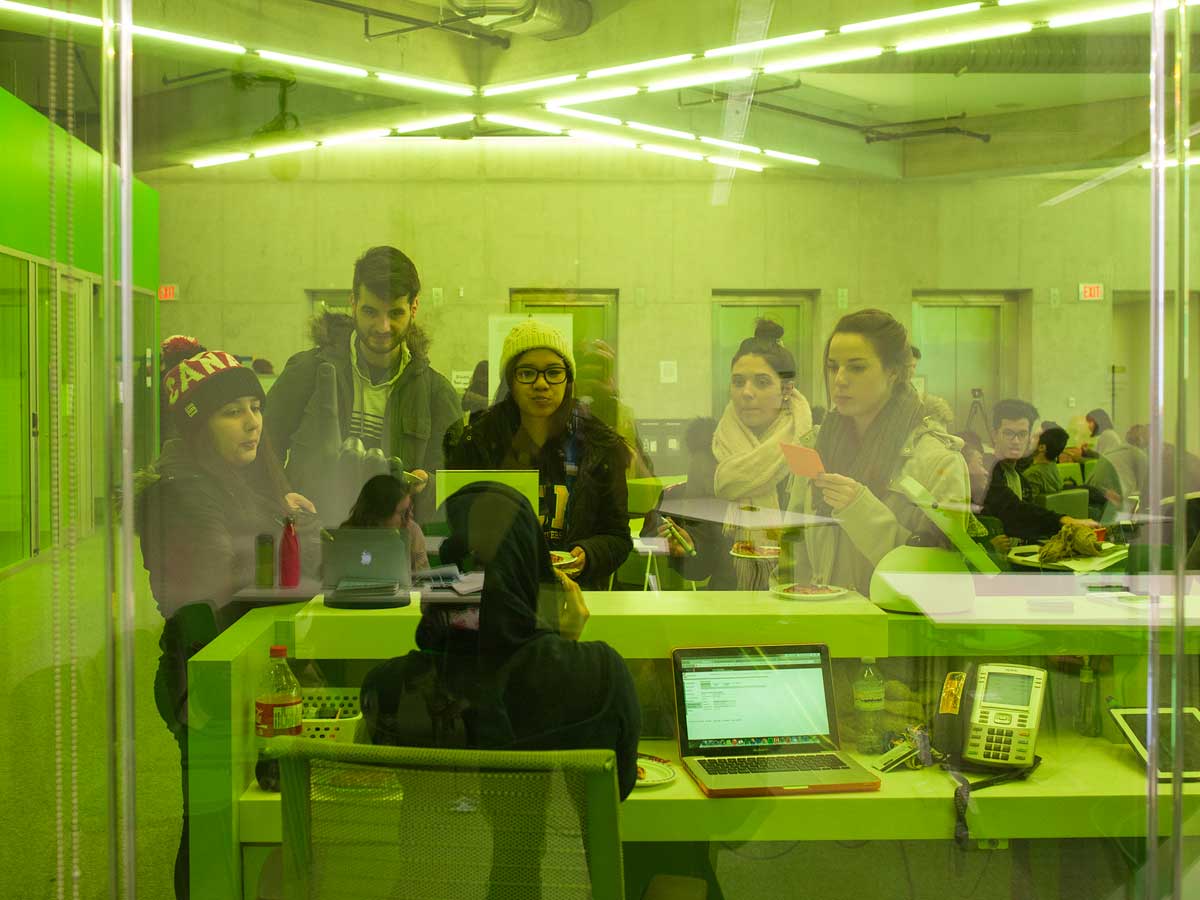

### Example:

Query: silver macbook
xmin=672 ymin=645 xmax=881 ymax=797
xmin=321 ymin=528 xmax=411 ymax=608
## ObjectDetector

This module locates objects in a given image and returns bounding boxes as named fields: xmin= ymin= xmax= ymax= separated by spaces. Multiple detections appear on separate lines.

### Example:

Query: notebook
xmin=672 ymin=644 xmax=881 ymax=797
xmin=321 ymin=528 xmax=412 ymax=609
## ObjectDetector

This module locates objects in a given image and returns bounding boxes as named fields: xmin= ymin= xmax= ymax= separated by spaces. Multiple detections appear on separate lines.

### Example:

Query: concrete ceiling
xmin=0 ymin=0 xmax=1185 ymax=179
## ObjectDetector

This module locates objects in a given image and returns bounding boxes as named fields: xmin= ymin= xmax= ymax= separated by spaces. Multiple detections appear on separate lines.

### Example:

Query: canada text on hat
xmin=166 ymin=351 xmax=245 ymax=416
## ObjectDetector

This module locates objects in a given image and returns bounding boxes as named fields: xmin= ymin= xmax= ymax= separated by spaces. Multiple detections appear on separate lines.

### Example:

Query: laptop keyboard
xmin=699 ymin=753 xmax=849 ymax=775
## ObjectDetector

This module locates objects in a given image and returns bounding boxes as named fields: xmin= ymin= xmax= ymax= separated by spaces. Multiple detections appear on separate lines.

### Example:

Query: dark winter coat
xmin=444 ymin=402 xmax=633 ymax=588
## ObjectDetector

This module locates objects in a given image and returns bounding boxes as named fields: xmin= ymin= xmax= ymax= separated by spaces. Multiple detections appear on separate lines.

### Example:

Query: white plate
xmin=729 ymin=545 xmax=781 ymax=560
xmin=635 ymin=756 xmax=677 ymax=788
xmin=772 ymin=583 xmax=849 ymax=601
xmin=549 ymin=550 xmax=575 ymax=568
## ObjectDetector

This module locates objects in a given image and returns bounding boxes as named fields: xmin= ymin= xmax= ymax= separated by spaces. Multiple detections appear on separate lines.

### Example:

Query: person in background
xmin=265 ymin=246 xmax=462 ymax=523
xmin=906 ymin=343 xmax=954 ymax=429
xmin=575 ymin=338 xmax=655 ymax=478
xmin=780 ymin=309 xmax=969 ymax=596
xmin=158 ymin=334 xmax=208 ymax=446
xmin=660 ymin=320 xmax=814 ymax=591
xmin=958 ymin=431 xmax=1013 ymax=558
xmin=136 ymin=349 xmax=316 ymax=900
xmin=360 ymin=483 xmax=639 ymax=799
xmin=983 ymin=399 xmax=1095 ymax=541
xmin=341 ymin=473 xmax=429 ymax=572
xmin=1021 ymin=426 xmax=1069 ymax=496
xmin=445 ymin=320 xmax=632 ymax=588
xmin=1085 ymin=408 xmax=1121 ymax=456
xmin=461 ymin=359 xmax=490 ymax=425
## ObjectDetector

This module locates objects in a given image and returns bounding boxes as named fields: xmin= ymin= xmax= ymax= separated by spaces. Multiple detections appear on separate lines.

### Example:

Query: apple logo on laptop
xmin=360 ymin=550 xmax=373 ymax=566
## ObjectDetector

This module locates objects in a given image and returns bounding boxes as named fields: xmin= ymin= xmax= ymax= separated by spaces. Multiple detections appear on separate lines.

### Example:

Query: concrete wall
xmin=146 ymin=141 xmax=1167 ymax=434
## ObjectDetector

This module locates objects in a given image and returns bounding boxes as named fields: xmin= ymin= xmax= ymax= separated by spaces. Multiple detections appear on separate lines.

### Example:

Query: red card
xmin=780 ymin=443 xmax=825 ymax=478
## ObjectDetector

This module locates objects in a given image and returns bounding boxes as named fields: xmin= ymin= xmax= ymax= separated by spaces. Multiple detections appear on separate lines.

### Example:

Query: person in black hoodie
xmin=360 ymin=481 xmax=641 ymax=799
xmin=136 ymin=346 xmax=316 ymax=899
xmin=445 ymin=320 xmax=633 ymax=588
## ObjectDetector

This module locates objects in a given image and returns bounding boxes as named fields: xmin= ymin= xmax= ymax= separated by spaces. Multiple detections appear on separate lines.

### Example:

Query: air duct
xmin=448 ymin=0 xmax=592 ymax=41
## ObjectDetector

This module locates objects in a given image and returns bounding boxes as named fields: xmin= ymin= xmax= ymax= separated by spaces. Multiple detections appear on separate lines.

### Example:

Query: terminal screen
xmin=983 ymin=672 xmax=1033 ymax=707
xmin=680 ymin=652 xmax=829 ymax=750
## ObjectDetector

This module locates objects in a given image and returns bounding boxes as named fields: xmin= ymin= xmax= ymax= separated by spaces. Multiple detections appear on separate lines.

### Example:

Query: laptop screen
xmin=673 ymin=645 xmax=839 ymax=756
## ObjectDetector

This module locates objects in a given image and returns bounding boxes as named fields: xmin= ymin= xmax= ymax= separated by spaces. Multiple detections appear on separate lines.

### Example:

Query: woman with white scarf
xmin=657 ymin=320 xmax=814 ymax=590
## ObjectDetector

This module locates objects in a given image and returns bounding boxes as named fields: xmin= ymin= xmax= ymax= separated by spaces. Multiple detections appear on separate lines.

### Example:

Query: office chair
xmin=276 ymin=738 xmax=704 ymax=900
xmin=1039 ymin=489 xmax=1089 ymax=521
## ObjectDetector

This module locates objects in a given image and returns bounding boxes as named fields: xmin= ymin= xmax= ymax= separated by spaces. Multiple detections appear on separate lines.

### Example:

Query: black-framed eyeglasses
xmin=514 ymin=365 xmax=569 ymax=385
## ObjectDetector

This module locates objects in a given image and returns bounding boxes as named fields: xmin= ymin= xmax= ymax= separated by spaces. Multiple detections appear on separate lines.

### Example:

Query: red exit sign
xmin=157 ymin=284 xmax=178 ymax=302
xmin=1078 ymin=283 xmax=1104 ymax=302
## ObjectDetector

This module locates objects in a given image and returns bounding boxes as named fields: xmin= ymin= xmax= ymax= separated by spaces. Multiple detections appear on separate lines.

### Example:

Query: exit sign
xmin=157 ymin=284 xmax=178 ymax=302
xmin=1078 ymin=283 xmax=1104 ymax=302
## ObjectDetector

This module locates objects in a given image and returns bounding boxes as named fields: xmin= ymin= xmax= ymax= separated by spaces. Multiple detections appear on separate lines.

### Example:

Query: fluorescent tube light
xmin=647 ymin=68 xmax=754 ymax=93
xmin=587 ymin=54 xmax=694 ymax=79
xmin=376 ymin=72 xmax=475 ymax=96
xmin=484 ymin=114 xmax=564 ymax=135
xmin=482 ymin=74 xmax=580 ymax=97
xmin=641 ymin=143 xmax=705 ymax=161
xmin=708 ymin=156 xmax=765 ymax=172
xmin=1140 ymin=158 xmax=1200 ymax=169
xmin=1048 ymin=3 xmax=1153 ymax=28
xmin=552 ymin=86 xmax=640 ymax=106
xmin=129 ymin=24 xmax=246 ymax=54
xmin=319 ymin=129 xmax=392 ymax=147
xmin=896 ymin=22 xmax=1032 ymax=53
xmin=841 ymin=2 xmax=982 ymax=34
xmin=764 ymin=46 xmax=884 ymax=74
xmin=701 ymin=136 xmax=761 ymax=154
xmin=545 ymin=106 xmax=623 ymax=125
xmin=257 ymin=49 xmax=368 ymax=77
xmin=764 ymin=148 xmax=820 ymax=166
xmin=394 ymin=113 xmax=475 ymax=133
xmin=705 ymin=29 xmax=827 ymax=58
xmin=253 ymin=141 xmax=317 ymax=158
xmin=191 ymin=152 xmax=250 ymax=169
xmin=627 ymin=121 xmax=696 ymax=141
xmin=996 ymin=0 xmax=1038 ymax=4
xmin=567 ymin=129 xmax=638 ymax=148
xmin=0 ymin=1 xmax=101 ymax=27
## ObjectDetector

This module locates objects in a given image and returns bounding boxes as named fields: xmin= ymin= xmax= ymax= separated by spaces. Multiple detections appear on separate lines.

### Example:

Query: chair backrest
xmin=277 ymin=738 xmax=623 ymax=900
xmin=1040 ymin=488 xmax=1089 ymax=520
xmin=1056 ymin=461 xmax=1083 ymax=486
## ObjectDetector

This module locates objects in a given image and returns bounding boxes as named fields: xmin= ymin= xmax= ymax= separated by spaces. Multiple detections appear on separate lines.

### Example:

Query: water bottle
xmin=1075 ymin=657 xmax=1101 ymax=737
xmin=853 ymin=658 xmax=885 ymax=755
xmin=254 ymin=533 xmax=274 ymax=588
xmin=279 ymin=516 xmax=300 ymax=588
xmin=254 ymin=645 xmax=303 ymax=791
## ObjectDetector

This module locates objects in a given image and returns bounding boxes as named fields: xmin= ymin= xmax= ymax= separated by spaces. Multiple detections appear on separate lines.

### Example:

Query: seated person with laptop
xmin=983 ymin=399 xmax=1096 ymax=541
xmin=361 ymin=482 xmax=640 ymax=797
xmin=341 ymin=473 xmax=429 ymax=571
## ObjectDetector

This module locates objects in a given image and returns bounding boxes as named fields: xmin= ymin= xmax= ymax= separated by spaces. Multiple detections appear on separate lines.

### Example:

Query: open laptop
xmin=672 ymin=644 xmax=881 ymax=797
xmin=321 ymin=528 xmax=411 ymax=609
xmin=436 ymin=469 xmax=540 ymax=512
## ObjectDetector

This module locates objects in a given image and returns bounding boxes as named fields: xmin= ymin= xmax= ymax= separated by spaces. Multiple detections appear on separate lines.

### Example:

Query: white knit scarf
xmin=713 ymin=390 xmax=813 ymax=508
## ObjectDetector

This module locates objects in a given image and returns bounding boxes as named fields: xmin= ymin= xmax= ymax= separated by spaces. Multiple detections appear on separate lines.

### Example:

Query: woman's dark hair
xmin=1086 ymin=408 xmax=1114 ymax=435
xmin=731 ymin=319 xmax=796 ymax=381
xmin=189 ymin=421 xmax=291 ymax=510
xmin=822 ymin=309 xmax=910 ymax=400
xmin=343 ymin=474 xmax=412 ymax=528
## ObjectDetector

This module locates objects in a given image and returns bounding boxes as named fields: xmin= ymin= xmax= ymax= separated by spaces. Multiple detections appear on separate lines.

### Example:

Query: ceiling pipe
xmin=301 ymin=0 xmax=510 ymax=48
xmin=448 ymin=0 xmax=591 ymax=41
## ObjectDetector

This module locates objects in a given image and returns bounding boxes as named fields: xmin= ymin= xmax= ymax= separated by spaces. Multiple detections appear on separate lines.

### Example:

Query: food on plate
xmin=549 ymin=550 xmax=575 ymax=567
xmin=637 ymin=765 xmax=647 ymax=781
xmin=731 ymin=541 xmax=780 ymax=558
xmin=783 ymin=584 xmax=841 ymax=596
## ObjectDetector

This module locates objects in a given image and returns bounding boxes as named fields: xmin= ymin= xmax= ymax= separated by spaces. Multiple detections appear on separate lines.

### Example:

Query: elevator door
xmin=913 ymin=303 xmax=1004 ymax=436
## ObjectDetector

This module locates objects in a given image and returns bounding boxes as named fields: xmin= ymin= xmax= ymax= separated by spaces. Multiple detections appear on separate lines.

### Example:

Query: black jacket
xmin=264 ymin=313 xmax=461 ymax=522
xmin=981 ymin=460 xmax=1063 ymax=542
xmin=361 ymin=483 xmax=641 ymax=799
xmin=445 ymin=403 xmax=633 ymax=588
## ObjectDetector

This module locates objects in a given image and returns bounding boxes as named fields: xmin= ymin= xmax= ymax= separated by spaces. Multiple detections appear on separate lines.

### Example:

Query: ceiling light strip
xmin=895 ymin=21 xmax=1032 ymax=53
xmin=191 ymin=152 xmax=251 ymax=169
xmin=257 ymin=49 xmax=367 ymax=77
xmin=552 ymin=86 xmax=640 ymax=105
xmin=700 ymin=136 xmax=761 ymax=154
xmin=764 ymin=46 xmax=884 ymax=74
xmin=484 ymin=114 xmax=564 ymax=135
xmin=841 ymin=2 xmax=983 ymax=34
xmin=627 ymin=121 xmax=697 ymax=140
xmin=641 ymin=143 xmax=705 ymax=161
xmin=482 ymin=74 xmax=580 ymax=96
xmin=587 ymin=54 xmax=694 ymax=79
xmin=375 ymin=72 xmax=475 ymax=96
xmin=708 ymin=156 xmax=765 ymax=172
xmin=545 ymin=106 xmax=623 ymax=125
xmin=253 ymin=141 xmax=317 ymax=158
xmin=647 ymin=68 xmax=754 ymax=93
xmin=130 ymin=24 xmax=246 ymax=54
xmin=705 ymin=29 xmax=827 ymax=59
xmin=1048 ymin=2 xmax=1153 ymax=28
xmin=764 ymin=148 xmax=820 ymax=166
xmin=319 ymin=129 xmax=392 ymax=147
xmin=0 ymin=0 xmax=101 ymax=27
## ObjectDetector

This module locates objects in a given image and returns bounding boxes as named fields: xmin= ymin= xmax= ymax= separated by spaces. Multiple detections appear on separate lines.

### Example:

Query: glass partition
xmin=4 ymin=0 xmax=1200 ymax=897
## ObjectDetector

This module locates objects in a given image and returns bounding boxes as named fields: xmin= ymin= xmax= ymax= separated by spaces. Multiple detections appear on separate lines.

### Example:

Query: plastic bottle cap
xmin=270 ymin=645 xmax=288 ymax=658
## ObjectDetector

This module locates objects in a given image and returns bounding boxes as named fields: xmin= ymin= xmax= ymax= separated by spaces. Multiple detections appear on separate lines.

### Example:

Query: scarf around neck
xmin=712 ymin=390 xmax=813 ymax=508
